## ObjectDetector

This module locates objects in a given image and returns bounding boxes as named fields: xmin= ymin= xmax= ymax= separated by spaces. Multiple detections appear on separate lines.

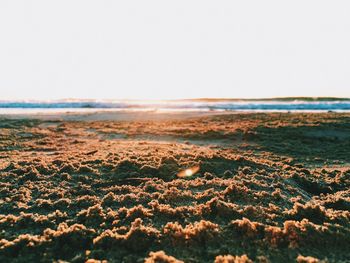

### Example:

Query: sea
xmin=1 ymin=98 xmax=350 ymax=114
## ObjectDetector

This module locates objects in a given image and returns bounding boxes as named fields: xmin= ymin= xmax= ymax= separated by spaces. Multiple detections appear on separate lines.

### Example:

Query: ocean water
xmin=1 ymin=99 xmax=350 ymax=114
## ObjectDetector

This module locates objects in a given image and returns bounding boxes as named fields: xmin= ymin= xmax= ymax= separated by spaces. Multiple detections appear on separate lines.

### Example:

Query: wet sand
xmin=0 ymin=112 xmax=350 ymax=262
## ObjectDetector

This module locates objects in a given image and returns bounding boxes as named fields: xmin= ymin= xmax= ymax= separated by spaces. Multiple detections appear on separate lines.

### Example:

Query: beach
xmin=0 ymin=111 xmax=350 ymax=262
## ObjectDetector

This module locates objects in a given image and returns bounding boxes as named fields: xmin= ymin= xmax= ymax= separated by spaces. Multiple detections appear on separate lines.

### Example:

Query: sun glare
xmin=177 ymin=166 xmax=200 ymax=178
xmin=185 ymin=169 xmax=193 ymax=176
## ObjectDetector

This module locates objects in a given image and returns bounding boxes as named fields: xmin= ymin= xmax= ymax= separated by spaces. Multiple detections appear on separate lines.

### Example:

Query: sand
xmin=0 ymin=111 xmax=350 ymax=262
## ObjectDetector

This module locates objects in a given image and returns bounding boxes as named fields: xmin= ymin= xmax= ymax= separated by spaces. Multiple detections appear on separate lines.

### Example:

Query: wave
xmin=1 ymin=99 xmax=350 ymax=112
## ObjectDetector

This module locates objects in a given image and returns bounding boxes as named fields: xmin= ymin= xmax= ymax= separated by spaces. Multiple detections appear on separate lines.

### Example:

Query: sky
xmin=0 ymin=1 xmax=350 ymax=100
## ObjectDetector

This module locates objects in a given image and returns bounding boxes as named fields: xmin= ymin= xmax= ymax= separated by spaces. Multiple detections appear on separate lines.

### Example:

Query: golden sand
xmin=0 ymin=112 xmax=349 ymax=262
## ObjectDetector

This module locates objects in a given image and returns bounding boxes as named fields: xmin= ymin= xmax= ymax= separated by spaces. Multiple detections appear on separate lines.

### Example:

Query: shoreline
xmin=0 ymin=110 xmax=228 ymax=121
xmin=1 ymin=109 xmax=350 ymax=122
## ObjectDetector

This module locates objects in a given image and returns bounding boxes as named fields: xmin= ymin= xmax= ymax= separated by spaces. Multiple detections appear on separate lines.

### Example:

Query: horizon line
xmin=1 ymin=96 xmax=350 ymax=102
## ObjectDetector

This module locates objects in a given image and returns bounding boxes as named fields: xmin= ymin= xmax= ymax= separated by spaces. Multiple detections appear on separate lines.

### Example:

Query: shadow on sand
xmin=250 ymin=120 xmax=350 ymax=164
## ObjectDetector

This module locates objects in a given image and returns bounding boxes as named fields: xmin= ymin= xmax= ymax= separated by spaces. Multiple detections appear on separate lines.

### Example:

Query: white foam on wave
xmin=1 ymin=99 xmax=350 ymax=113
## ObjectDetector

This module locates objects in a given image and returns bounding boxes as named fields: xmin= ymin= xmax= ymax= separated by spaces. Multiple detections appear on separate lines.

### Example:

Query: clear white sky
xmin=0 ymin=1 xmax=350 ymax=100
